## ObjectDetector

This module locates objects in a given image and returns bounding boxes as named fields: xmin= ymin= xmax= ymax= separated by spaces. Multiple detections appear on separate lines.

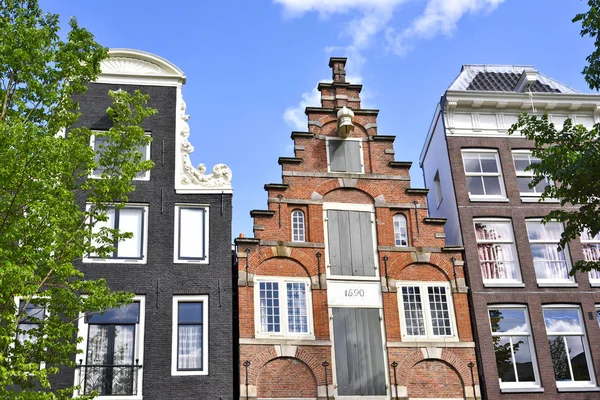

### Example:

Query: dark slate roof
xmin=466 ymin=72 xmax=562 ymax=93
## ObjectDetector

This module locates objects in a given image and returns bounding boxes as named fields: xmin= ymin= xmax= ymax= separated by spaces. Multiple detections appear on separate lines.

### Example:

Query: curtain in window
xmin=85 ymin=325 xmax=110 ymax=394
xmin=178 ymin=325 xmax=202 ymax=370
xmin=531 ymin=244 xmax=569 ymax=280
xmin=112 ymin=326 xmax=135 ymax=394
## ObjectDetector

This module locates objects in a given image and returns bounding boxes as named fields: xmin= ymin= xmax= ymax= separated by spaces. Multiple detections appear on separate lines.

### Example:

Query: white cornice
xmin=96 ymin=48 xmax=186 ymax=86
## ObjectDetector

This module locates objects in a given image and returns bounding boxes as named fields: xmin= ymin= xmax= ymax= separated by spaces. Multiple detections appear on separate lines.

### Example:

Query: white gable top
xmin=448 ymin=64 xmax=579 ymax=94
xmin=97 ymin=48 xmax=186 ymax=86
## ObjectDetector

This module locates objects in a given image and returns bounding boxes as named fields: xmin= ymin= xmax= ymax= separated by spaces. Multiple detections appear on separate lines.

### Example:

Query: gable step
xmin=250 ymin=210 xmax=275 ymax=218
xmin=278 ymin=157 xmax=302 ymax=165
xmin=389 ymin=161 xmax=412 ymax=169
xmin=406 ymin=188 xmax=429 ymax=195
xmin=424 ymin=217 xmax=447 ymax=225
xmin=372 ymin=135 xmax=396 ymax=142
xmin=264 ymin=183 xmax=289 ymax=191
xmin=291 ymin=131 xmax=315 ymax=139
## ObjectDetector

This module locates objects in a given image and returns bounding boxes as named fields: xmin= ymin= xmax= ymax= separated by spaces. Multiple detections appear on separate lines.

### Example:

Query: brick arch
xmin=247 ymin=347 xmax=322 ymax=387
xmin=323 ymin=187 xmax=374 ymax=204
xmin=254 ymin=256 xmax=311 ymax=278
xmin=387 ymin=258 xmax=453 ymax=283
xmin=406 ymin=359 xmax=465 ymax=399
xmin=395 ymin=349 xmax=473 ymax=388
xmin=398 ymin=262 xmax=452 ymax=283
xmin=313 ymin=179 xmax=341 ymax=198
xmin=257 ymin=357 xmax=318 ymax=399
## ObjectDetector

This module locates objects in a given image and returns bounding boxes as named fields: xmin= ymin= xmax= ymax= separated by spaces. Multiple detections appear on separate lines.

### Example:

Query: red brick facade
xmin=235 ymin=58 xmax=479 ymax=399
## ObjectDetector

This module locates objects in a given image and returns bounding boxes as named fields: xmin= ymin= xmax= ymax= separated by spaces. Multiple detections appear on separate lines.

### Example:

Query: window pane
xmin=566 ymin=336 xmax=591 ymax=381
xmin=93 ymin=136 xmax=108 ymax=175
xmin=179 ymin=208 xmax=205 ymax=259
xmin=178 ymin=303 xmax=203 ymax=324
xmin=480 ymin=155 xmax=499 ymax=173
xmin=178 ymin=325 xmax=202 ymax=370
xmin=88 ymin=303 xmax=140 ymax=324
xmin=135 ymin=144 xmax=148 ymax=179
xmin=90 ymin=208 xmax=116 ymax=255
xmin=402 ymin=287 xmax=425 ymax=336
xmin=463 ymin=154 xmax=481 ymax=173
xmin=394 ymin=215 xmax=408 ymax=247
xmin=548 ymin=336 xmax=572 ymax=381
xmin=116 ymin=208 xmax=143 ymax=258
xmin=517 ymin=177 xmax=534 ymax=193
xmin=489 ymin=309 xmax=527 ymax=333
xmin=259 ymin=282 xmax=280 ymax=333
xmin=292 ymin=211 xmax=305 ymax=242
xmin=527 ymin=221 xmax=562 ymax=241
xmin=482 ymin=176 xmax=502 ymax=195
xmin=286 ymin=283 xmax=308 ymax=333
xmin=466 ymin=176 xmax=484 ymax=195
xmin=543 ymin=309 xmax=583 ymax=334
xmin=513 ymin=155 xmax=530 ymax=173
xmin=493 ymin=336 xmax=516 ymax=383
xmin=474 ymin=221 xmax=513 ymax=242
xmin=428 ymin=287 xmax=452 ymax=336
xmin=514 ymin=338 xmax=536 ymax=382
xmin=19 ymin=300 xmax=45 ymax=322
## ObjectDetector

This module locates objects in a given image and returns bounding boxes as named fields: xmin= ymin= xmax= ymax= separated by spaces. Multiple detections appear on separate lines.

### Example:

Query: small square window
xmin=172 ymin=296 xmax=208 ymax=376
xmin=91 ymin=132 xmax=151 ymax=181
xmin=85 ymin=204 xmax=148 ymax=264
xmin=174 ymin=205 xmax=209 ymax=263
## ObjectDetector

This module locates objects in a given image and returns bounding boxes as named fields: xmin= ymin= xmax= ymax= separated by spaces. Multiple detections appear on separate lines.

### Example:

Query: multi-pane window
xmin=172 ymin=296 xmax=208 ymax=376
xmin=87 ymin=205 xmax=148 ymax=263
xmin=174 ymin=205 xmax=208 ymax=263
xmin=581 ymin=230 xmax=600 ymax=284
xmin=255 ymin=278 xmax=312 ymax=338
xmin=393 ymin=214 xmax=408 ymax=247
xmin=327 ymin=139 xmax=363 ymax=173
xmin=526 ymin=221 xmax=573 ymax=284
xmin=16 ymin=299 xmax=45 ymax=344
xmin=488 ymin=306 xmax=540 ymax=389
xmin=543 ymin=307 xmax=595 ymax=388
xmin=76 ymin=298 xmax=145 ymax=397
xmin=91 ymin=132 xmax=151 ymax=180
xmin=462 ymin=150 xmax=506 ymax=199
xmin=398 ymin=282 xmax=455 ymax=339
xmin=291 ymin=210 xmax=306 ymax=242
xmin=474 ymin=220 xmax=521 ymax=284
xmin=512 ymin=151 xmax=550 ymax=197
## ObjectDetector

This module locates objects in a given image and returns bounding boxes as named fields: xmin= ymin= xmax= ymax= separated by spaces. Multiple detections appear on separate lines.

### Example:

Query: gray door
xmin=327 ymin=210 xmax=375 ymax=277
xmin=332 ymin=308 xmax=387 ymax=396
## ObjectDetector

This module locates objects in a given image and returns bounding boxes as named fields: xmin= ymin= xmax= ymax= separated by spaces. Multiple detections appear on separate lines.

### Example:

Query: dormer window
xmin=327 ymin=138 xmax=363 ymax=173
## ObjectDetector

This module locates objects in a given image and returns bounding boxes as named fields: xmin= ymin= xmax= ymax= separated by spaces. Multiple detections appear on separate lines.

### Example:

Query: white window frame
xmin=397 ymin=281 xmax=458 ymax=342
xmin=473 ymin=218 xmax=523 ymax=286
xmin=325 ymin=137 xmax=365 ymax=174
xmin=173 ymin=205 xmax=209 ymax=264
xmin=542 ymin=305 xmax=596 ymax=389
xmin=14 ymin=296 xmax=48 ymax=370
xmin=291 ymin=209 xmax=306 ymax=242
xmin=461 ymin=149 xmax=507 ymax=201
xmin=393 ymin=213 xmax=408 ymax=247
xmin=512 ymin=150 xmax=552 ymax=200
xmin=90 ymin=131 xmax=151 ymax=181
xmin=84 ymin=204 xmax=149 ymax=264
xmin=254 ymin=276 xmax=314 ymax=340
xmin=74 ymin=295 xmax=146 ymax=400
xmin=526 ymin=220 xmax=574 ymax=286
xmin=581 ymin=230 xmax=600 ymax=286
xmin=323 ymin=202 xmax=380 ymax=281
xmin=171 ymin=295 xmax=209 ymax=376
xmin=487 ymin=305 xmax=541 ymax=390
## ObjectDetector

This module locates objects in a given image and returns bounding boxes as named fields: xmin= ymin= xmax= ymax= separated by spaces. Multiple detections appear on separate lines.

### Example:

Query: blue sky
xmin=41 ymin=0 xmax=594 ymax=239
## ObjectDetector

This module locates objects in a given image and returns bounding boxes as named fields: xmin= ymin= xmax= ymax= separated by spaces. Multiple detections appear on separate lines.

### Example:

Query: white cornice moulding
xmin=175 ymin=96 xmax=232 ymax=194
xmin=96 ymin=48 xmax=186 ymax=86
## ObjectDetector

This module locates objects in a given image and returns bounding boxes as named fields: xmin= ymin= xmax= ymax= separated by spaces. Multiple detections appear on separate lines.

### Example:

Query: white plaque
xmin=327 ymin=281 xmax=382 ymax=308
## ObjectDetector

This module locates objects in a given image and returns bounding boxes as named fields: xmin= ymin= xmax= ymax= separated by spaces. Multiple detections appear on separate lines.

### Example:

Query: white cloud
xmin=276 ymin=0 xmax=505 ymax=128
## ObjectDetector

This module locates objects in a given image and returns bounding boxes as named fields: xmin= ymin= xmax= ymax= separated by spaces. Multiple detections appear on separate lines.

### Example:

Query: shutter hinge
xmin=327 ymin=264 xmax=331 ymax=268
xmin=324 ymin=217 xmax=328 ymax=221
xmin=380 ymin=316 xmax=383 ymax=321
xmin=330 ymin=315 xmax=334 ymax=320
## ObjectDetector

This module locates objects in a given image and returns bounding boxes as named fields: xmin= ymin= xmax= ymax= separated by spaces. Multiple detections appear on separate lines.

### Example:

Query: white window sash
xmin=174 ymin=205 xmax=209 ymax=264
xmin=171 ymin=296 xmax=208 ymax=376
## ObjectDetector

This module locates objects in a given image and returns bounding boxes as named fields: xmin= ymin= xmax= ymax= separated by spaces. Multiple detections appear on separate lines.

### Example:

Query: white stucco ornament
xmin=178 ymin=100 xmax=232 ymax=192
xmin=337 ymin=106 xmax=355 ymax=137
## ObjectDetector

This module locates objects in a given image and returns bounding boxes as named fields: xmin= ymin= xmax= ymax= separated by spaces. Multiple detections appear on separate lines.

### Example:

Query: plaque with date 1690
xmin=327 ymin=281 xmax=382 ymax=308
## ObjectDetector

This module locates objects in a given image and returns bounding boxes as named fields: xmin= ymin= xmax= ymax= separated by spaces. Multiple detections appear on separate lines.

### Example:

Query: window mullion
xmin=563 ymin=335 xmax=575 ymax=382
xmin=281 ymin=282 xmax=288 ymax=335
xmin=508 ymin=336 xmax=519 ymax=383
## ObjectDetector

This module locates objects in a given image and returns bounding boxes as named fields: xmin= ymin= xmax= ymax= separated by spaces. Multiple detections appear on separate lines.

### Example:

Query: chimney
xmin=329 ymin=57 xmax=347 ymax=83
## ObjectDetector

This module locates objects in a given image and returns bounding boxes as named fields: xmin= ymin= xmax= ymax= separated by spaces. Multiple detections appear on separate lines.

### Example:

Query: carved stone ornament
xmin=178 ymin=100 xmax=232 ymax=190
xmin=101 ymin=57 xmax=165 ymax=76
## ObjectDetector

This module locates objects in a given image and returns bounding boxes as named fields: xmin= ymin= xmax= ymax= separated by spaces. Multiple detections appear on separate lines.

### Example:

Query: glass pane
xmin=483 ymin=176 xmax=502 ymax=195
xmin=474 ymin=221 xmax=513 ymax=242
xmin=394 ymin=215 xmax=408 ymax=247
xmin=513 ymin=338 xmax=535 ymax=382
xmin=548 ymin=336 xmax=571 ymax=381
xmin=116 ymin=208 xmax=143 ymax=258
xmin=480 ymin=155 xmax=499 ymax=173
xmin=513 ymin=155 xmax=530 ymax=173
xmin=259 ymin=282 xmax=280 ymax=333
xmin=179 ymin=208 xmax=205 ymax=259
xmin=428 ymin=287 xmax=452 ymax=336
xmin=566 ymin=336 xmax=590 ymax=381
xmin=19 ymin=300 xmax=45 ymax=322
xmin=286 ymin=283 xmax=308 ymax=333
xmin=135 ymin=143 xmax=148 ymax=179
xmin=463 ymin=154 xmax=481 ymax=173
xmin=88 ymin=303 xmax=140 ymax=324
xmin=178 ymin=325 xmax=202 ymax=370
xmin=87 ymin=325 xmax=111 ymax=365
xmin=90 ymin=208 xmax=116 ymax=255
xmin=93 ymin=136 xmax=108 ymax=175
xmin=178 ymin=302 xmax=203 ymax=324
xmin=543 ymin=309 xmax=583 ymax=334
xmin=533 ymin=179 xmax=547 ymax=194
xmin=466 ymin=176 xmax=484 ymax=195
xmin=489 ymin=309 xmax=527 ymax=333
xmin=517 ymin=177 xmax=534 ymax=193
xmin=113 ymin=325 xmax=135 ymax=365
xmin=493 ymin=336 xmax=516 ymax=383
xmin=402 ymin=287 xmax=425 ymax=336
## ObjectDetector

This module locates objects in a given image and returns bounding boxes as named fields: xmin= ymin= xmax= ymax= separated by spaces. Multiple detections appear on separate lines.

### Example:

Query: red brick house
xmin=235 ymin=58 xmax=479 ymax=400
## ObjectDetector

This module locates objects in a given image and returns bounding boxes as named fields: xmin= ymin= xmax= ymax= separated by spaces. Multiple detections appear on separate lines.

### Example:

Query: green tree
xmin=0 ymin=1 xmax=155 ymax=398
xmin=507 ymin=0 xmax=600 ymax=276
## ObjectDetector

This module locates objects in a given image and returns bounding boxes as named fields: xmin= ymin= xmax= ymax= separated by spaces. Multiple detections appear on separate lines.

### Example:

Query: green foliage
xmin=0 ymin=1 xmax=156 ymax=398
xmin=574 ymin=0 xmax=600 ymax=90
xmin=508 ymin=115 xmax=600 ymax=275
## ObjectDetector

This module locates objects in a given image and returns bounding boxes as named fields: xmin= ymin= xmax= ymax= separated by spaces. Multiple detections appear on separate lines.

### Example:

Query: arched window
xmin=292 ymin=210 xmax=306 ymax=242
xmin=394 ymin=214 xmax=408 ymax=247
